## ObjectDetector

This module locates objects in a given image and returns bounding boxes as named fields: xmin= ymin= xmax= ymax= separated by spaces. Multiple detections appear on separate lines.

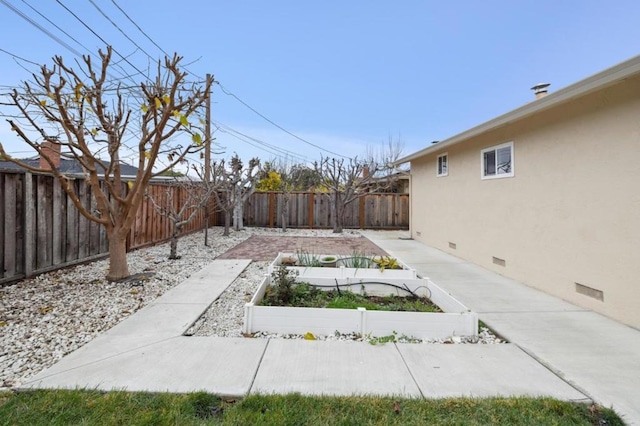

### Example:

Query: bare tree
xmin=0 ymin=47 xmax=212 ymax=280
xmin=256 ymin=158 xmax=297 ymax=231
xmin=315 ymin=140 xmax=402 ymax=233
xmin=146 ymin=176 xmax=214 ymax=259
xmin=211 ymin=155 xmax=260 ymax=235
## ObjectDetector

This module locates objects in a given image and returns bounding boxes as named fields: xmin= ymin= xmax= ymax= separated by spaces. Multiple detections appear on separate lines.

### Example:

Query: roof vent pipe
xmin=531 ymin=83 xmax=550 ymax=99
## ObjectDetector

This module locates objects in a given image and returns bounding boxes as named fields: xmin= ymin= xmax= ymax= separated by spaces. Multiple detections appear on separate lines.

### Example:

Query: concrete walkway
xmin=21 ymin=235 xmax=636 ymax=422
xmin=362 ymin=230 xmax=640 ymax=425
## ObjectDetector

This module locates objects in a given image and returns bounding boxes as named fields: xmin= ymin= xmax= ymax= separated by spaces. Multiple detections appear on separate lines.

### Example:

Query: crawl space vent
xmin=492 ymin=256 xmax=506 ymax=267
xmin=575 ymin=283 xmax=604 ymax=301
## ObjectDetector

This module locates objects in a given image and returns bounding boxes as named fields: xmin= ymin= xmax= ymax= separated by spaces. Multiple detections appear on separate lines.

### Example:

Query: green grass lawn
xmin=0 ymin=389 xmax=624 ymax=426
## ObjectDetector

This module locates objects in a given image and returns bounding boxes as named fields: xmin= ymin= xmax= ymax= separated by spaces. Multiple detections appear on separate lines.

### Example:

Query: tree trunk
xmin=106 ymin=232 xmax=130 ymax=281
xmin=223 ymin=210 xmax=231 ymax=236
xmin=203 ymin=206 xmax=209 ymax=247
xmin=169 ymin=224 xmax=182 ymax=259
xmin=332 ymin=192 xmax=343 ymax=233
xmin=233 ymin=203 xmax=243 ymax=231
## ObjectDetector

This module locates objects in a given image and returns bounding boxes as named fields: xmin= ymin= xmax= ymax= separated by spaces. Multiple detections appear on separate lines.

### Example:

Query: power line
xmin=109 ymin=0 xmax=203 ymax=81
xmin=214 ymin=120 xmax=310 ymax=163
xmin=215 ymin=124 xmax=301 ymax=163
xmin=19 ymin=0 xmax=93 ymax=56
xmin=4 ymin=2 xmax=137 ymax=90
xmin=5 ymin=0 xmax=144 ymax=89
xmin=54 ymin=0 xmax=148 ymax=81
xmin=0 ymin=0 xmax=83 ymax=57
xmin=88 ymin=0 xmax=157 ymax=64
xmin=0 ymin=48 xmax=40 ymax=66
xmin=110 ymin=0 xmax=170 ymax=58
xmin=215 ymin=81 xmax=350 ymax=160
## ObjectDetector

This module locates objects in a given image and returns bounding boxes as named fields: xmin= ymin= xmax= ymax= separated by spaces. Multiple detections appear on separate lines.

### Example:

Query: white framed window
xmin=481 ymin=141 xmax=514 ymax=179
xmin=436 ymin=153 xmax=448 ymax=177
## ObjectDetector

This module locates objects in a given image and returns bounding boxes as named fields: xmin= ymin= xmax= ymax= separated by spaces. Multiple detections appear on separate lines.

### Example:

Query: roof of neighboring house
xmin=395 ymin=54 xmax=640 ymax=165
xmin=0 ymin=157 xmax=140 ymax=176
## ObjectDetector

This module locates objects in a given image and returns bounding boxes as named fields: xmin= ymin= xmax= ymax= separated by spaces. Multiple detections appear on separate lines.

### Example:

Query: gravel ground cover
xmin=0 ymin=227 xmax=346 ymax=389
xmin=1 ymin=226 xmax=502 ymax=390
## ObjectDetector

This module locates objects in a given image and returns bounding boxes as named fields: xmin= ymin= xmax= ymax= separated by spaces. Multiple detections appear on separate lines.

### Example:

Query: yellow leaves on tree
xmin=74 ymin=83 xmax=83 ymax=103
xmin=256 ymin=170 xmax=283 ymax=192
xmin=191 ymin=133 xmax=202 ymax=145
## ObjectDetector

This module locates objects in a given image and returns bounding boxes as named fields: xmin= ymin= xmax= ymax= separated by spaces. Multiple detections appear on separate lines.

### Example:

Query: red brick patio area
xmin=217 ymin=235 xmax=388 ymax=261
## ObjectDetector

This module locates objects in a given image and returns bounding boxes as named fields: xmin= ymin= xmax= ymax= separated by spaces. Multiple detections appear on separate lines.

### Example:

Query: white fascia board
xmin=395 ymin=54 xmax=640 ymax=165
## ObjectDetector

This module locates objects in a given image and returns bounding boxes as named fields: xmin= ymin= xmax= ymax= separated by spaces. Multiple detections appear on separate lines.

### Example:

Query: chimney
xmin=362 ymin=166 xmax=370 ymax=179
xmin=40 ymin=139 xmax=61 ymax=170
xmin=531 ymin=83 xmax=550 ymax=99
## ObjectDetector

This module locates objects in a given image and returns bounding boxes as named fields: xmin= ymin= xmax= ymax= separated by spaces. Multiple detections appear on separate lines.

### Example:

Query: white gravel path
xmin=0 ymin=226 xmax=502 ymax=390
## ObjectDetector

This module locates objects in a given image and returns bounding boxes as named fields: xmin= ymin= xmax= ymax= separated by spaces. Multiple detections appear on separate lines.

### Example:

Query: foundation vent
xmin=575 ymin=283 xmax=604 ymax=301
xmin=415 ymin=231 xmax=421 ymax=237
xmin=449 ymin=242 xmax=457 ymax=249
xmin=492 ymin=256 xmax=506 ymax=267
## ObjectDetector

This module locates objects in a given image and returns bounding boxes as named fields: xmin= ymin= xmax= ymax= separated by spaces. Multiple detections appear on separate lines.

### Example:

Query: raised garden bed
xmin=245 ymin=258 xmax=478 ymax=340
xmin=268 ymin=252 xmax=418 ymax=280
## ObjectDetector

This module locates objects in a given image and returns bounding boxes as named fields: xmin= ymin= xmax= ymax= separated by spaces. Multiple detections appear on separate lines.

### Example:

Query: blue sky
xmin=1 ymin=1 xmax=639 ymax=166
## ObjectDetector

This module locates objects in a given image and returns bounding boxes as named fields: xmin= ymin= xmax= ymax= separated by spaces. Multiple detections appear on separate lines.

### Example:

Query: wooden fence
xmin=1 ymin=170 xmax=409 ymax=284
xmin=0 ymin=170 xmax=212 ymax=284
xmin=236 ymin=192 xmax=409 ymax=230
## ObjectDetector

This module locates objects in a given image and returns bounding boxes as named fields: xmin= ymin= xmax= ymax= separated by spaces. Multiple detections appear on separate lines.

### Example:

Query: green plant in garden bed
xmin=373 ymin=255 xmax=402 ymax=271
xmin=261 ymin=267 xmax=439 ymax=312
xmin=337 ymin=251 xmax=375 ymax=268
xmin=294 ymin=249 xmax=321 ymax=267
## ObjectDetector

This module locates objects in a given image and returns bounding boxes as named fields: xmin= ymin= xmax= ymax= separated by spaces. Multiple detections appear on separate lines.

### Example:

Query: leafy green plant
xmin=261 ymin=267 xmax=322 ymax=306
xmin=264 ymin=266 xmax=299 ymax=305
xmin=295 ymin=249 xmax=321 ymax=267
xmin=367 ymin=331 xmax=398 ymax=345
xmin=337 ymin=251 xmax=375 ymax=268
xmin=261 ymin=285 xmax=440 ymax=313
xmin=373 ymin=256 xmax=402 ymax=272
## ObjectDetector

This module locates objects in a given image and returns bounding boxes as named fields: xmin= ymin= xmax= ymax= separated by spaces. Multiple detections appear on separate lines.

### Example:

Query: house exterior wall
xmin=410 ymin=75 xmax=640 ymax=329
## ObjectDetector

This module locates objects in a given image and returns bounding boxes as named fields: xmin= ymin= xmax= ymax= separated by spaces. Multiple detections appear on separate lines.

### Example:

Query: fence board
xmin=3 ymin=175 xmax=17 ymax=278
xmin=52 ymin=179 xmax=63 ymax=264
xmin=23 ymin=173 xmax=35 ymax=276
xmin=65 ymin=181 xmax=78 ymax=263
xmin=0 ymin=174 xmax=5 ymax=278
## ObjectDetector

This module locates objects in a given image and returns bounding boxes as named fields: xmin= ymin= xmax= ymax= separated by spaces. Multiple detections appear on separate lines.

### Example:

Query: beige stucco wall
xmin=410 ymin=75 xmax=640 ymax=329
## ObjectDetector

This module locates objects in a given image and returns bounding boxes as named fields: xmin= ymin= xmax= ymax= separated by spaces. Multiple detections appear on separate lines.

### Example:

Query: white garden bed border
xmin=243 ymin=270 xmax=478 ymax=339
xmin=268 ymin=252 xmax=417 ymax=279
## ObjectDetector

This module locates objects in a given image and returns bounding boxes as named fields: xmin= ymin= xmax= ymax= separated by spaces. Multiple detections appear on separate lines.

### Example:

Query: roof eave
xmin=394 ymin=54 xmax=640 ymax=165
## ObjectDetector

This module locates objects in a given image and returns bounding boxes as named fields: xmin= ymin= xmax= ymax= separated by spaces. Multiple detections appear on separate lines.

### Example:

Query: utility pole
xmin=204 ymin=73 xmax=213 ymax=246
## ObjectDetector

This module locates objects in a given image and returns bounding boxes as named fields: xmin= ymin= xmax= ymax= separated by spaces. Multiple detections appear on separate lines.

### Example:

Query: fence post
xmin=269 ymin=192 xmax=275 ymax=228
xmin=359 ymin=195 xmax=365 ymax=229
xmin=308 ymin=192 xmax=314 ymax=229
xmin=392 ymin=194 xmax=397 ymax=228
xmin=23 ymin=172 xmax=35 ymax=277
